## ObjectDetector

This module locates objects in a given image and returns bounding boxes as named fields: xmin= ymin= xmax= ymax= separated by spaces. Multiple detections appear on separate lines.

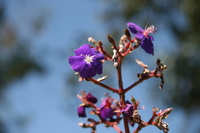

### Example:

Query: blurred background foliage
xmin=0 ymin=0 xmax=200 ymax=132
xmin=0 ymin=1 xmax=44 ymax=132
xmin=0 ymin=1 xmax=44 ymax=94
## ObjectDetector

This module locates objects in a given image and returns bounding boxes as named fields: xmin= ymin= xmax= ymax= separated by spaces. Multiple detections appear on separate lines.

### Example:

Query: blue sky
xmin=1 ymin=0 xmax=198 ymax=133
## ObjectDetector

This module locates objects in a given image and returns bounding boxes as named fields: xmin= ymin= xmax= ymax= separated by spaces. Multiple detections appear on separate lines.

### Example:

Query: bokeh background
xmin=0 ymin=0 xmax=200 ymax=133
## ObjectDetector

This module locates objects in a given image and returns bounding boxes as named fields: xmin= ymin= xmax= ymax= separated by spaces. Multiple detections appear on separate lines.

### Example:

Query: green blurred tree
xmin=0 ymin=1 xmax=45 ymax=132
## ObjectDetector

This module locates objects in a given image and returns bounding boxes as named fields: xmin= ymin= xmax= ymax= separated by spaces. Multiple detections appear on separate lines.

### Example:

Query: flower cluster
xmin=76 ymin=91 xmax=172 ymax=133
xmin=77 ymin=91 xmax=143 ymax=127
xmin=68 ymin=22 xmax=172 ymax=133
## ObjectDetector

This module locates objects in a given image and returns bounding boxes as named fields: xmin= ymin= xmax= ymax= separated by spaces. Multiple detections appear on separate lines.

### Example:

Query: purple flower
xmin=86 ymin=93 xmax=98 ymax=104
xmin=127 ymin=22 xmax=157 ymax=55
xmin=121 ymin=100 xmax=144 ymax=127
xmin=68 ymin=44 xmax=104 ymax=78
xmin=100 ymin=107 xmax=115 ymax=120
xmin=77 ymin=106 xmax=86 ymax=117
xmin=100 ymin=97 xmax=116 ymax=121
xmin=121 ymin=101 xmax=134 ymax=117
xmin=77 ymin=92 xmax=98 ymax=118
xmin=120 ymin=101 xmax=135 ymax=127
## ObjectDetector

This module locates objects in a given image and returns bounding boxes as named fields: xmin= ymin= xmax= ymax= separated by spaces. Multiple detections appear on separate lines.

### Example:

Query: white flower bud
xmin=88 ymin=37 xmax=96 ymax=44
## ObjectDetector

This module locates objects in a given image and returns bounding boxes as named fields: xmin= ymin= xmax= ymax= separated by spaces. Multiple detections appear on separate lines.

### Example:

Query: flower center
xmin=84 ymin=55 xmax=95 ymax=64
xmin=143 ymin=25 xmax=157 ymax=37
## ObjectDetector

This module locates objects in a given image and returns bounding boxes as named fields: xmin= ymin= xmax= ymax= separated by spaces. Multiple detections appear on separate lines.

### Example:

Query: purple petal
xmin=68 ymin=56 xmax=85 ymax=71
xmin=127 ymin=22 xmax=145 ymax=40
xmin=100 ymin=107 xmax=115 ymax=120
xmin=140 ymin=37 xmax=154 ymax=55
xmin=135 ymin=33 xmax=145 ymax=40
xmin=127 ymin=22 xmax=144 ymax=33
xmin=79 ymin=63 xmax=96 ymax=78
xmin=100 ymin=98 xmax=112 ymax=109
xmin=130 ymin=122 xmax=135 ymax=127
xmin=91 ymin=60 xmax=103 ymax=75
xmin=74 ymin=44 xmax=92 ymax=56
xmin=122 ymin=104 xmax=134 ymax=116
xmin=77 ymin=106 xmax=86 ymax=118
xmin=149 ymin=36 xmax=154 ymax=41
xmin=125 ymin=100 xmax=132 ymax=104
xmin=86 ymin=93 xmax=98 ymax=104
xmin=100 ymin=99 xmax=107 ymax=109
xmin=95 ymin=62 xmax=103 ymax=75
xmin=91 ymin=48 xmax=105 ymax=60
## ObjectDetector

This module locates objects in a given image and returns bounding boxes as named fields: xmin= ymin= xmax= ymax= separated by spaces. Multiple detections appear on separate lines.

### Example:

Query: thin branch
xmin=113 ymin=124 xmax=123 ymax=133
xmin=148 ymin=114 xmax=157 ymax=125
xmin=133 ymin=126 xmax=142 ymax=133
xmin=98 ymin=41 xmax=112 ymax=60
xmin=117 ymin=57 xmax=124 ymax=93
xmin=123 ymin=117 xmax=130 ymax=133
xmin=107 ymin=35 xmax=122 ymax=58
xmin=124 ymin=77 xmax=150 ymax=94
xmin=87 ymin=78 xmax=119 ymax=93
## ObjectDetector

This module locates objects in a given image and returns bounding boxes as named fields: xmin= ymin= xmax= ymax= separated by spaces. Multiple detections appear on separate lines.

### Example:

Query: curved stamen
xmin=143 ymin=25 xmax=157 ymax=36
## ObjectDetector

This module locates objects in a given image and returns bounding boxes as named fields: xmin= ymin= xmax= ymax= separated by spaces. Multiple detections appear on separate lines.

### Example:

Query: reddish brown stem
xmin=123 ymin=117 xmax=130 ymax=133
xmin=124 ymin=77 xmax=150 ymax=94
xmin=113 ymin=124 xmax=123 ymax=133
xmin=107 ymin=35 xmax=122 ymax=58
xmin=122 ymin=49 xmax=132 ymax=57
xmin=122 ymin=43 xmax=139 ymax=57
xmin=117 ymin=56 xmax=124 ymax=92
xmin=148 ymin=114 xmax=157 ymax=124
xmin=87 ymin=78 xmax=118 ymax=93
xmin=99 ymin=45 xmax=112 ymax=60
xmin=123 ymin=42 xmax=131 ymax=52
xmin=116 ymin=55 xmax=130 ymax=133
xmin=133 ymin=127 xmax=141 ymax=133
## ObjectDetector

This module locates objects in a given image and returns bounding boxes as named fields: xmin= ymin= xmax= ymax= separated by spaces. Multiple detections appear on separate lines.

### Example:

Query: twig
xmin=124 ymin=77 xmax=150 ymax=94
xmin=87 ymin=78 xmax=118 ymax=93
xmin=107 ymin=35 xmax=122 ymax=58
